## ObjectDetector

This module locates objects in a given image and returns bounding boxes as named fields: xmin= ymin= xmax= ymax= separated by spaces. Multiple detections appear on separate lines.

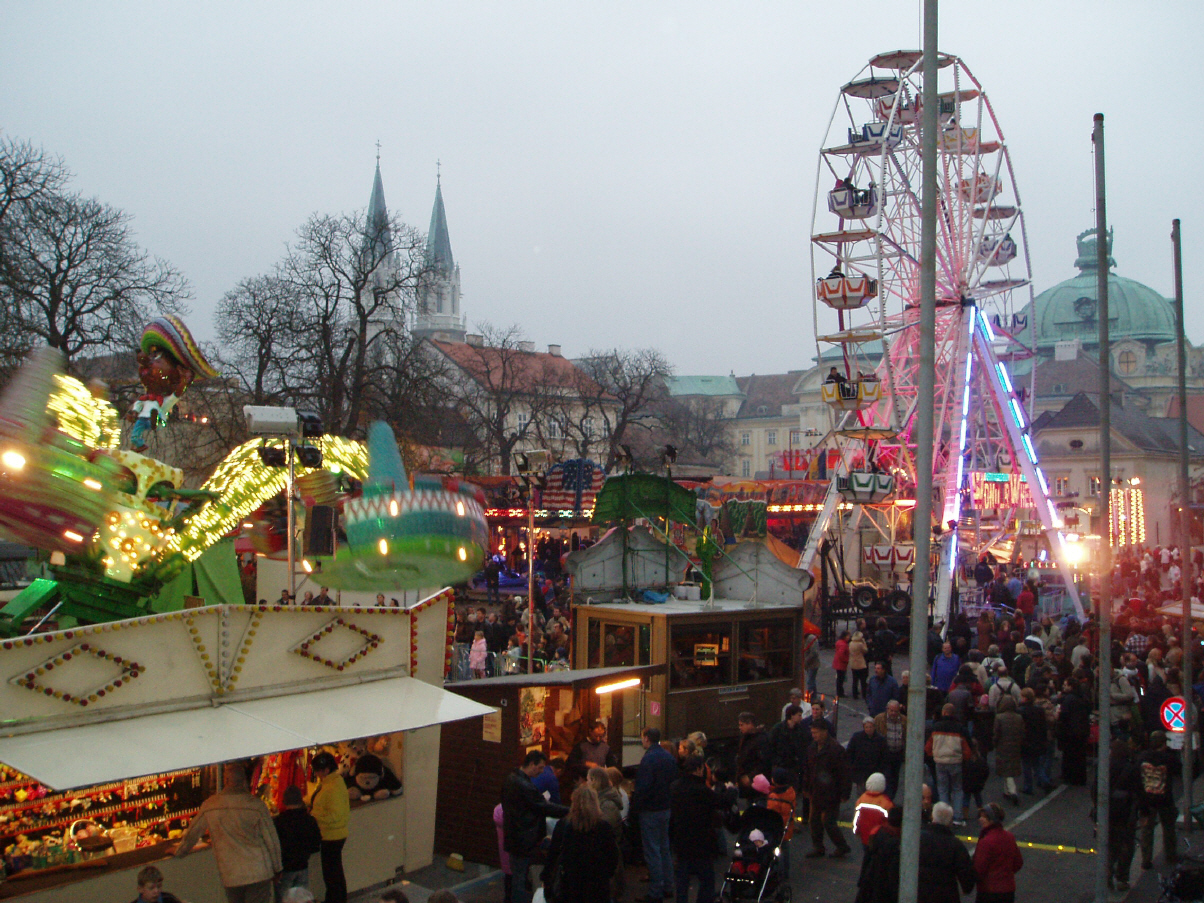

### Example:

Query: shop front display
xmin=0 ymin=593 xmax=491 ymax=902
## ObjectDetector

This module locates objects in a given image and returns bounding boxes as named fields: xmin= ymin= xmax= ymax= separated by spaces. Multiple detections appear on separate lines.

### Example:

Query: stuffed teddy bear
xmin=344 ymin=754 xmax=402 ymax=801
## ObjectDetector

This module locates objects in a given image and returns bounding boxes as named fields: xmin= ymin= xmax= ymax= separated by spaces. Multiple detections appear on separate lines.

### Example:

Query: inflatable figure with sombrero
xmin=127 ymin=316 xmax=219 ymax=452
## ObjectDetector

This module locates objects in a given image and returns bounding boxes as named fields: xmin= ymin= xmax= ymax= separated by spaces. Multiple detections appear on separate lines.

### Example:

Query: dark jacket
xmin=1137 ymin=746 xmax=1181 ymax=812
xmin=1018 ymin=702 xmax=1049 ymax=757
xmin=872 ymin=627 xmax=898 ymax=663
xmin=481 ymin=618 xmax=509 ymax=654
xmin=766 ymin=719 xmax=808 ymax=777
xmin=918 ymin=822 xmax=976 ymax=903
xmin=962 ymin=755 xmax=990 ymax=796
xmin=992 ymin=711 xmax=1025 ymax=778
xmin=845 ymin=731 xmax=888 ymax=783
xmin=855 ymin=825 xmax=901 ymax=903
xmin=735 ymin=728 xmax=769 ymax=785
xmin=543 ymin=819 xmax=617 ymax=903
xmin=502 ymin=768 xmax=569 ymax=855
xmin=1104 ymin=754 xmax=1141 ymax=826
xmin=1057 ymin=689 xmax=1091 ymax=743
xmin=633 ymin=743 xmax=678 ymax=813
xmin=669 ymin=773 xmax=725 ymax=857
xmin=273 ymin=806 xmax=322 ymax=872
xmin=972 ymin=822 xmax=1023 ymax=895
xmin=803 ymin=736 xmax=851 ymax=810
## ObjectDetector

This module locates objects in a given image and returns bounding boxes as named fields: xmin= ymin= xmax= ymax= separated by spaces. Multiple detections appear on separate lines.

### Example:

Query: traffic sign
xmin=1160 ymin=696 xmax=1188 ymax=733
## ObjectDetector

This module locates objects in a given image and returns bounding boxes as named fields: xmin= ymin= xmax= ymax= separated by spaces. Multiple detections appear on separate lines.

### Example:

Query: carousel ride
xmin=800 ymin=50 xmax=1084 ymax=623
xmin=0 ymin=317 xmax=488 ymax=636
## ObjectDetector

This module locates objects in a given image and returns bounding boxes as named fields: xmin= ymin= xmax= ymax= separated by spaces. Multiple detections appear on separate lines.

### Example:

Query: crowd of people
xmin=454 ymin=574 xmax=575 ymax=678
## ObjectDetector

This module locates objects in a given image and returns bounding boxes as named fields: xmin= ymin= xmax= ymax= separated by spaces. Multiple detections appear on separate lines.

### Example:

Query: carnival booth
xmin=432 ymin=664 xmax=660 ymax=869
xmin=0 ymin=592 xmax=491 ymax=902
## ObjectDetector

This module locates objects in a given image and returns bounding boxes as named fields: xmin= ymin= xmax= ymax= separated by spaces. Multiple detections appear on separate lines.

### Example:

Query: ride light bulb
xmin=456 ymin=501 xmax=465 ymax=516
xmin=389 ymin=499 xmax=399 ymax=517
xmin=458 ymin=547 xmax=467 ymax=561
xmin=378 ymin=539 xmax=388 ymax=555
xmin=1 ymin=450 xmax=25 ymax=471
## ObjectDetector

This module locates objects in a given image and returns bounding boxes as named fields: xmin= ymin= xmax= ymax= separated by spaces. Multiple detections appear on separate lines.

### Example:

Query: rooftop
xmin=430 ymin=339 xmax=607 ymax=396
xmin=666 ymin=375 xmax=744 ymax=398
xmin=1032 ymin=392 xmax=1204 ymax=456
xmin=734 ymin=372 xmax=804 ymax=419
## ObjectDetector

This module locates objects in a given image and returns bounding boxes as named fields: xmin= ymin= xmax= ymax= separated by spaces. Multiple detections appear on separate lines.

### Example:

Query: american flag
xmin=540 ymin=459 xmax=605 ymax=513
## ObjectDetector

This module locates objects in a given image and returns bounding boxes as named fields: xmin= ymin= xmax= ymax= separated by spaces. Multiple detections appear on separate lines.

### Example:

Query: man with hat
xmin=972 ymin=802 xmax=1023 ymax=903
xmin=802 ymin=718 xmax=852 ymax=858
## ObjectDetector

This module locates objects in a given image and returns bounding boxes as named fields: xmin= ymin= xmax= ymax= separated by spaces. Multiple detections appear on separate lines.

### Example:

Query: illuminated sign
xmin=970 ymin=472 xmax=1033 ymax=510
xmin=693 ymin=643 xmax=719 ymax=666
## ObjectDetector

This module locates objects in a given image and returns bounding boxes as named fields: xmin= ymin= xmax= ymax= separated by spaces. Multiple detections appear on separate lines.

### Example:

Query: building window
xmin=1117 ymin=350 xmax=1137 ymax=375
xmin=741 ymin=431 xmax=751 ymax=447
xmin=1055 ymin=476 xmax=1070 ymax=496
xmin=545 ymin=419 xmax=562 ymax=440
xmin=737 ymin=619 xmax=795 ymax=682
xmin=669 ymin=623 xmax=732 ymax=689
xmin=766 ymin=430 xmax=777 ymax=446
xmin=789 ymin=430 xmax=801 ymax=446
xmin=741 ymin=459 xmax=751 ymax=478
xmin=582 ymin=417 xmax=595 ymax=438
xmin=1088 ymin=475 xmax=1100 ymax=497
xmin=516 ymin=411 xmax=529 ymax=431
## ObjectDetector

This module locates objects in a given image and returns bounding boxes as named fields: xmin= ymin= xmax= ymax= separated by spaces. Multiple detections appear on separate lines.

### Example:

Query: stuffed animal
xmin=344 ymin=754 xmax=401 ymax=801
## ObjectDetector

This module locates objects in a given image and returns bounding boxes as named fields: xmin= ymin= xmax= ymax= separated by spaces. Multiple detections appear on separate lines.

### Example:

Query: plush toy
xmin=344 ymin=754 xmax=401 ymax=801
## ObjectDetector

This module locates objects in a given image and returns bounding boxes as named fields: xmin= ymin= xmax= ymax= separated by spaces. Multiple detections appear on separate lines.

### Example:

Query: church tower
xmin=413 ymin=170 xmax=466 ymax=342
xmin=364 ymin=151 xmax=398 ymax=297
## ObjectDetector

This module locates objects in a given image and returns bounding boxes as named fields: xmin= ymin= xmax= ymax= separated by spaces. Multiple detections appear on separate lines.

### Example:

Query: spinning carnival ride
xmin=801 ymin=50 xmax=1084 ymax=622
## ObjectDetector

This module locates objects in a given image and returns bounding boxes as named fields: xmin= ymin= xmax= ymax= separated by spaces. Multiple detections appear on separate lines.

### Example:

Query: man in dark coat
xmin=856 ymin=805 xmax=902 ymax=903
xmin=1137 ymin=730 xmax=1181 ymax=869
xmin=633 ymin=727 xmax=680 ymax=902
xmin=735 ymin=712 xmax=769 ymax=795
xmin=845 ymin=717 xmax=888 ymax=792
xmin=670 ymin=755 xmax=729 ymax=903
xmin=501 ymin=751 xmax=569 ymax=903
xmin=802 ymin=719 xmax=852 ymax=858
xmin=766 ymin=705 xmax=808 ymax=783
xmin=919 ymin=802 xmax=976 ymax=902
xmin=872 ymin=619 xmax=898 ymax=674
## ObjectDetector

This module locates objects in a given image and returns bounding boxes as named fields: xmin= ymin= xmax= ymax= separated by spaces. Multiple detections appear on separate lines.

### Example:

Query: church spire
xmin=413 ymin=166 xmax=465 ymax=342
xmin=425 ymin=173 xmax=455 ymax=274
xmin=362 ymin=151 xmax=397 ymax=294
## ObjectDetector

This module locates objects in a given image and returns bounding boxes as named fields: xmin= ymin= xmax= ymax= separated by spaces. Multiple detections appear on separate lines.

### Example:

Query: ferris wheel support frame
xmin=929 ymin=310 xmax=1085 ymax=624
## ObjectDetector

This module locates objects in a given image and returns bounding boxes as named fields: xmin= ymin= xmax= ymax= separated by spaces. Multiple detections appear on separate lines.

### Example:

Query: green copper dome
xmin=1029 ymin=229 xmax=1176 ymax=352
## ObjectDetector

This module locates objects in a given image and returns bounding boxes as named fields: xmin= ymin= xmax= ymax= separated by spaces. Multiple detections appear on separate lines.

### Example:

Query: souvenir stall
xmin=0 ymin=591 xmax=492 ymax=902
xmin=432 ymin=664 xmax=660 ymax=868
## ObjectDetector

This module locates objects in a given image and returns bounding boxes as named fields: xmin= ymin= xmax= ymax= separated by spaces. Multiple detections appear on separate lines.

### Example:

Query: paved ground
xmin=357 ymin=645 xmax=1203 ymax=902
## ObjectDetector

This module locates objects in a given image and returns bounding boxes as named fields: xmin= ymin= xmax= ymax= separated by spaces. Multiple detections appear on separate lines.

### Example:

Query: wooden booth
xmin=433 ymin=665 xmax=659 ymax=869
xmin=573 ymin=598 xmax=806 ymax=748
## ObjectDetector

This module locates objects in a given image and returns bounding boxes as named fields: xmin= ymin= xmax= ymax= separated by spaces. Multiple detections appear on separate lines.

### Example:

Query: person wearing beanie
xmin=972 ymin=803 xmax=1023 ymax=903
xmin=751 ymin=773 xmax=772 ymax=797
xmin=274 ymin=785 xmax=323 ymax=898
xmin=853 ymin=773 xmax=894 ymax=848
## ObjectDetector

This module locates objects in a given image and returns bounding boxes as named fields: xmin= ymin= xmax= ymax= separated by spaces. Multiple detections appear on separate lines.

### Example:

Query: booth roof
xmin=446 ymin=664 xmax=663 ymax=689
xmin=573 ymin=598 xmax=804 ymax=615
xmin=0 ymin=676 xmax=492 ymax=790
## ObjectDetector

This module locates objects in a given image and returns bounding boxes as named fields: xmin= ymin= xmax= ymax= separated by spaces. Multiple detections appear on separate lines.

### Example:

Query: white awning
xmin=0 ymin=677 xmax=492 ymax=790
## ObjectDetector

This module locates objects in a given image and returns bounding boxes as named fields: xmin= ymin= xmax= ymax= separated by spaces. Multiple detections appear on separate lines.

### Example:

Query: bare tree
xmin=655 ymin=394 xmax=737 ymax=471
xmin=280 ymin=210 xmax=429 ymax=435
xmin=576 ymin=347 xmax=674 ymax=470
xmin=1 ymin=191 xmax=188 ymax=367
xmin=215 ymin=274 xmax=308 ymax=405
xmin=0 ymin=138 xmax=187 ymax=377
xmin=435 ymin=323 xmax=564 ymax=475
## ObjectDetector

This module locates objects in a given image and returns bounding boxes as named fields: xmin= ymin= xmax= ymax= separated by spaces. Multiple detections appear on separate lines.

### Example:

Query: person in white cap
xmin=853 ymin=773 xmax=894 ymax=849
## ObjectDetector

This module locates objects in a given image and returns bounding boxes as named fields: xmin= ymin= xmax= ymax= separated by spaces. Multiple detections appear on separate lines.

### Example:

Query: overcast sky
xmin=3 ymin=2 xmax=1200 ymax=378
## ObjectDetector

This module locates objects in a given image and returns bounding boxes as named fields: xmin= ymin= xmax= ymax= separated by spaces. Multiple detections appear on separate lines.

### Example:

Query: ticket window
xmin=669 ymin=623 xmax=733 ymax=689
xmin=587 ymin=621 xmax=650 ymax=668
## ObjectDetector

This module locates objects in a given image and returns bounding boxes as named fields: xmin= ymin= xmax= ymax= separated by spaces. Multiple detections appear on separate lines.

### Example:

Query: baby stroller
xmin=719 ymin=806 xmax=792 ymax=902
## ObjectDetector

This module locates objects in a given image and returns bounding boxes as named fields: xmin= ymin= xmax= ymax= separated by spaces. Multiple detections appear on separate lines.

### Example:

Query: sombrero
xmin=140 ymin=316 xmax=218 ymax=379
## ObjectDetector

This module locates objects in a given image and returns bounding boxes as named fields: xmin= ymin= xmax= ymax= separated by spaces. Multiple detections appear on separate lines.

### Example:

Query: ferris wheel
xmin=802 ymin=50 xmax=1083 ymax=622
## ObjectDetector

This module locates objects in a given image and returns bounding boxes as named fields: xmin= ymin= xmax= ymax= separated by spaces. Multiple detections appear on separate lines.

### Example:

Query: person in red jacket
xmin=972 ymin=802 xmax=1023 ymax=903
xmin=833 ymin=630 xmax=852 ymax=698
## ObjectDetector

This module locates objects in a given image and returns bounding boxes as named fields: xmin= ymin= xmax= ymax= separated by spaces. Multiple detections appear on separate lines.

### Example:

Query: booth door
xmin=586 ymin=620 xmax=651 ymax=765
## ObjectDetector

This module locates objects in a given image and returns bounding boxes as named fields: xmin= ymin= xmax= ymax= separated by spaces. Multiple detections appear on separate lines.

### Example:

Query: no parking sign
xmin=1160 ymin=696 xmax=1188 ymax=733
